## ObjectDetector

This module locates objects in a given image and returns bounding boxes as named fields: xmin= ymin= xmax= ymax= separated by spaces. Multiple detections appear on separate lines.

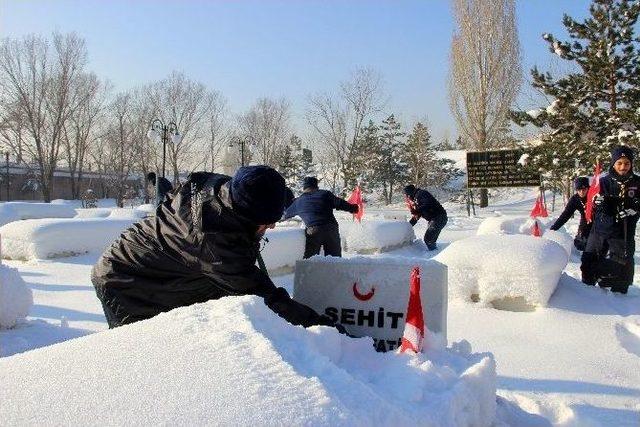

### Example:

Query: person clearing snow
xmin=403 ymin=184 xmax=448 ymax=251
xmin=92 ymin=166 xmax=339 ymax=330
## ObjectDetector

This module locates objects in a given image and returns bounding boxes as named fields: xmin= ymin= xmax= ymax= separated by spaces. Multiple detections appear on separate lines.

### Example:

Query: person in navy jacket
xmin=550 ymin=177 xmax=591 ymax=251
xmin=581 ymin=146 xmax=640 ymax=294
xmin=283 ymin=176 xmax=358 ymax=258
xmin=403 ymin=184 xmax=448 ymax=251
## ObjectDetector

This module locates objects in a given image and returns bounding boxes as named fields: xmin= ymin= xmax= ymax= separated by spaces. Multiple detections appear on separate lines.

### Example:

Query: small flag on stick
xmin=347 ymin=185 xmax=364 ymax=222
xmin=399 ymin=267 xmax=425 ymax=354
xmin=585 ymin=161 xmax=601 ymax=224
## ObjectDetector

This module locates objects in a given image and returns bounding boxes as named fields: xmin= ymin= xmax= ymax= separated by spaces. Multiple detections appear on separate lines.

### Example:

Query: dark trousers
xmin=424 ymin=212 xmax=448 ymax=250
xmin=304 ymin=223 xmax=342 ymax=258
xmin=581 ymin=231 xmax=634 ymax=294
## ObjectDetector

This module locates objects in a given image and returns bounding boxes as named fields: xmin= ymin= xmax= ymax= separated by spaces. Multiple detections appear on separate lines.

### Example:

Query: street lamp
xmin=146 ymin=119 xmax=182 ymax=179
xmin=234 ymin=136 xmax=253 ymax=167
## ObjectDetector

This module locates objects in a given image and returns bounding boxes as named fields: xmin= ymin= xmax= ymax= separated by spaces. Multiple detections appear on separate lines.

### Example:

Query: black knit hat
xmin=403 ymin=184 xmax=417 ymax=197
xmin=611 ymin=146 xmax=634 ymax=164
xmin=302 ymin=176 xmax=318 ymax=190
xmin=574 ymin=176 xmax=590 ymax=190
xmin=230 ymin=165 xmax=286 ymax=225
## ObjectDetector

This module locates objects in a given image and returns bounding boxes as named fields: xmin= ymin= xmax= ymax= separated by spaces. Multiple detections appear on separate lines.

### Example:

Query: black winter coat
xmin=92 ymin=172 xmax=328 ymax=328
xmin=283 ymin=189 xmax=356 ymax=227
xmin=410 ymin=188 xmax=446 ymax=221
xmin=550 ymin=194 xmax=590 ymax=237
xmin=593 ymin=171 xmax=640 ymax=239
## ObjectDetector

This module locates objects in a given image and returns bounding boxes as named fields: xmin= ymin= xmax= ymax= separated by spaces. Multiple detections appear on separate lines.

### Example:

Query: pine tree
xmin=405 ymin=122 xmax=436 ymax=186
xmin=512 ymin=0 xmax=640 ymax=188
xmin=274 ymin=135 xmax=303 ymax=190
xmin=374 ymin=114 xmax=407 ymax=204
xmin=343 ymin=120 xmax=377 ymax=193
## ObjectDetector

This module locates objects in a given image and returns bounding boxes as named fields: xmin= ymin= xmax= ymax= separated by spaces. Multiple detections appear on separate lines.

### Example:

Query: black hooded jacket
xmin=550 ymin=194 xmax=590 ymax=236
xmin=593 ymin=169 xmax=640 ymax=239
xmin=408 ymin=188 xmax=446 ymax=221
xmin=92 ymin=172 xmax=328 ymax=328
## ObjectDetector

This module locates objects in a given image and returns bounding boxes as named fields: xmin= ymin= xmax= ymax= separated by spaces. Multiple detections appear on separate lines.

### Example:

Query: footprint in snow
xmin=615 ymin=320 xmax=640 ymax=357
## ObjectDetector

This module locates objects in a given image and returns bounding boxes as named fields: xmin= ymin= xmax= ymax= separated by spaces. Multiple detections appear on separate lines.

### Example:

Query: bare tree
xmin=238 ymin=97 xmax=290 ymax=166
xmin=0 ymin=32 xmax=89 ymax=201
xmin=62 ymin=72 xmax=106 ymax=198
xmin=206 ymin=91 xmax=231 ymax=172
xmin=146 ymin=71 xmax=213 ymax=183
xmin=306 ymin=68 xmax=385 ymax=193
xmin=448 ymin=0 xmax=522 ymax=206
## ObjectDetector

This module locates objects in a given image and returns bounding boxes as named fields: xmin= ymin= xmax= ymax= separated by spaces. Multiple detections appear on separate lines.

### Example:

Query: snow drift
xmin=262 ymin=227 xmax=305 ymax=274
xmin=0 ymin=296 xmax=498 ymax=426
xmin=0 ymin=217 xmax=137 ymax=260
xmin=435 ymin=234 xmax=568 ymax=309
xmin=0 ymin=264 xmax=32 ymax=328
xmin=340 ymin=220 xmax=415 ymax=253
xmin=0 ymin=202 xmax=76 ymax=227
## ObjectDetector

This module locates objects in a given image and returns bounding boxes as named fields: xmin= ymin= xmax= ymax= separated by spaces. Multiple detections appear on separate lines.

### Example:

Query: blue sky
xmin=0 ymin=0 xmax=592 ymax=142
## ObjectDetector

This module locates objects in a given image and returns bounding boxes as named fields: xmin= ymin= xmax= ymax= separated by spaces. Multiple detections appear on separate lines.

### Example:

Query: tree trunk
xmin=479 ymin=188 xmax=488 ymax=207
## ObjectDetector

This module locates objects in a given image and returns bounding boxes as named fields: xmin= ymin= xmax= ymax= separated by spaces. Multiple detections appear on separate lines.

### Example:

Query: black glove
xmin=349 ymin=204 xmax=359 ymax=214
xmin=409 ymin=217 xmax=418 ymax=226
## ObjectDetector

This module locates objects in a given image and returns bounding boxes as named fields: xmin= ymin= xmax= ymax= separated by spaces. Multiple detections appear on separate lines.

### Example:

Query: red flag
xmin=530 ymin=195 xmax=548 ymax=218
xmin=531 ymin=219 xmax=542 ymax=237
xmin=347 ymin=185 xmax=364 ymax=222
xmin=585 ymin=162 xmax=602 ymax=224
xmin=399 ymin=267 xmax=425 ymax=354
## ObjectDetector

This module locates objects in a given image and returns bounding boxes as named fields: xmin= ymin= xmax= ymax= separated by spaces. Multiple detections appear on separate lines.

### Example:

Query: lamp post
xmin=147 ymin=119 xmax=181 ymax=205
xmin=147 ymin=119 xmax=181 ymax=178
xmin=235 ymin=136 xmax=253 ymax=167
xmin=4 ymin=152 xmax=9 ymax=201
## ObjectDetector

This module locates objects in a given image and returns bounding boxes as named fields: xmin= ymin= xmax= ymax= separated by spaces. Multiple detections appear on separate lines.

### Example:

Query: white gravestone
xmin=294 ymin=256 xmax=447 ymax=352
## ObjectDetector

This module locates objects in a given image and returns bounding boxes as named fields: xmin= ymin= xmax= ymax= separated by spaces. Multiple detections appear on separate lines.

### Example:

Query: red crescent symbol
xmin=353 ymin=282 xmax=375 ymax=301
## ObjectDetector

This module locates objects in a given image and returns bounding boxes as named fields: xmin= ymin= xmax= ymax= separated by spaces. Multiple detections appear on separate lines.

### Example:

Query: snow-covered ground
xmin=1 ymin=189 xmax=640 ymax=426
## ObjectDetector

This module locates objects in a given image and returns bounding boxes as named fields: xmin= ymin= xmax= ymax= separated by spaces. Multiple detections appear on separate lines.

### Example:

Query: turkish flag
xmin=399 ymin=267 xmax=425 ymax=354
xmin=585 ymin=162 xmax=601 ymax=224
xmin=531 ymin=219 xmax=542 ymax=237
xmin=347 ymin=185 xmax=364 ymax=222
xmin=530 ymin=195 xmax=548 ymax=218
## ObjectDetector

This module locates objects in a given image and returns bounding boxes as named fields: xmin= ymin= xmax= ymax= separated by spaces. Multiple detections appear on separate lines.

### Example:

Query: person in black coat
xmin=550 ymin=177 xmax=591 ymax=251
xmin=581 ymin=146 xmax=640 ymax=294
xmin=283 ymin=176 xmax=358 ymax=258
xmin=404 ymin=184 xmax=448 ymax=251
xmin=93 ymin=166 xmax=337 ymax=329
xmin=147 ymin=172 xmax=174 ymax=206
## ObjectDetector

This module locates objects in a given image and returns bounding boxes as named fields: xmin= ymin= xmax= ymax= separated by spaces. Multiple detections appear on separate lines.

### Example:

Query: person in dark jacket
xmin=283 ymin=176 xmax=358 ymax=258
xmin=93 ymin=166 xmax=336 ymax=329
xmin=404 ymin=184 xmax=448 ymax=251
xmin=550 ymin=176 xmax=591 ymax=251
xmin=581 ymin=146 xmax=640 ymax=294
xmin=147 ymin=172 xmax=174 ymax=206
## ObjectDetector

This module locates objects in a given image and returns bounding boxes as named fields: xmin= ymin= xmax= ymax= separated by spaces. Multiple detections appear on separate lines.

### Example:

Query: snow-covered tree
xmin=512 ymin=0 xmax=640 ymax=193
xmin=374 ymin=114 xmax=407 ymax=204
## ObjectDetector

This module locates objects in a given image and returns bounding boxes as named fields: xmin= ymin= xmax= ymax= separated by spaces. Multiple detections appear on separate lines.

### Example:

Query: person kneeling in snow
xmin=403 ymin=184 xmax=448 ymax=251
xmin=92 ymin=166 xmax=337 ymax=329
xmin=283 ymin=176 xmax=358 ymax=258
xmin=581 ymin=146 xmax=640 ymax=294
xmin=549 ymin=177 xmax=592 ymax=251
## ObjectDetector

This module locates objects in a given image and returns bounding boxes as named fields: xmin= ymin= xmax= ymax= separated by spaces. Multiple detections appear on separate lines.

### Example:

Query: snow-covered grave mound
xmin=74 ymin=208 xmax=113 ymax=218
xmin=0 ymin=296 xmax=498 ymax=426
xmin=107 ymin=205 xmax=153 ymax=219
xmin=340 ymin=219 xmax=415 ymax=253
xmin=0 ymin=217 xmax=138 ymax=260
xmin=0 ymin=202 xmax=77 ymax=227
xmin=262 ymin=227 xmax=305 ymax=274
xmin=476 ymin=215 xmax=573 ymax=257
xmin=0 ymin=264 xmax=32 ymax=329
xmin=435 ymin=235 xmax=568 ymax=310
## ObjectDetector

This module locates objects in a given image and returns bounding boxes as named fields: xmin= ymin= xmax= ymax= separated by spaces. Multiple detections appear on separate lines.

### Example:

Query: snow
xmin=526 ymin=109 xmax=545 ymax=119
xmin=1 ymin=188 xmax=640 ymax=425
xmin=262 ymin=226 xmax=305 ymax=274
xmin=0 ymin=296 xmax=497 ymax=427
xmin=341 ymin=219 xmax=415 ymax=253
xmin=0 ymin=202 xmax=77 ymax=226
xmin=0 ymin=217 xmax=139 ymax=260
xmin=0 ymin=264 xmax=32 ymax=328
xmin=435 ymin=234 xmax=567 ymax=309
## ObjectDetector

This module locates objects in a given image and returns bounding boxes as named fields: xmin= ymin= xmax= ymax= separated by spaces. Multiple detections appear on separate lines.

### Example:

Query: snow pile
xmin=0 ymin=217 xmax=137 ymax=260
xmin=0 ymin=296 xmax=498 ymax=426
xmin=0 ymin=202 xmax=77 ymax=227
xmin=341 ymin=220 xmax=415 ymax=253
xmin=107 ymin=205 xmax=153 ymax=219
xmin=477 ymin=215 xmax=573 ymax=257
xmin=74 ymin=208 xmax=113 ymax=218
xmin=435 ymin=235 xmax=567 ymax=309
xmin=0 ymin=264 xmax=32 ymax=328
xmin=262 ymin=227 xmax=305 ymax=274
